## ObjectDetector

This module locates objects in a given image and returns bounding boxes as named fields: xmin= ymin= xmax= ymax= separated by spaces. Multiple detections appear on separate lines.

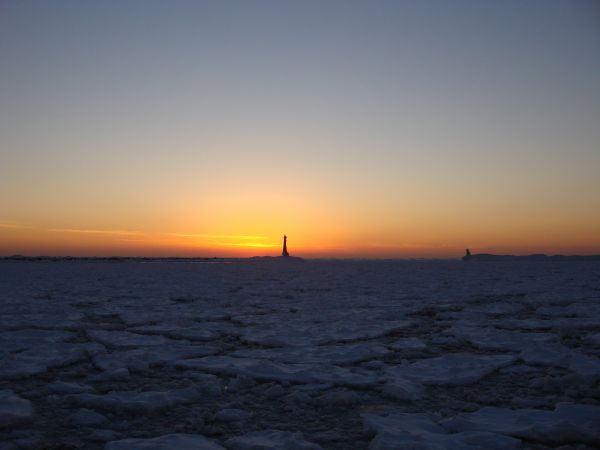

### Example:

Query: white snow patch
xmin=363 ymin=412 xmax=520 ymax=450
xmin=0 ymin=343 xmax=91 ymax=379
xmin=105 ymin=433 xmax=224 ymax=450
xmin=381 ymin=378 xmax=424 ymax=401
xmin=389 ymin=337 xmax=427 ymax=351
xmin=225 ymin=429 xmax=323 ymax=450
xmin=92 ymin=344 xmax=219 ymax=372
xmin=451 ymin=325 xmax=556 ymax=352
xmin=239 ymin=320 xmax=412 ymax=347
xmin=519 ymin=343 xmax=573 ymax=367
xmin=231 ymin=342 xmax=391 ymax=365
xmin=388 ymin=353 xmax=516 ymax=386
xmin=87 ymin=330 xmax=170 ymax=348
xmin=67 ymin=387 xmax=202 ymax=414
xmin=0 ymin=390 xmax=32 ymax=428
xmin=214 ymin=409 xmax=252 ymax=422
xmin=441 ymin=402 xmax=600 ymax=446
xmin=176 ymin=356 xmax=380 ymax=387
xmin=465 ymin=303 xmax=525 ymax=316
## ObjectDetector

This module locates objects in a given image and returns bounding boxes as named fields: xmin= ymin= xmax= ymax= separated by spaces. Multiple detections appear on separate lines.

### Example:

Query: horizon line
xmin=2 ymin=252 xmax=600 ymax=261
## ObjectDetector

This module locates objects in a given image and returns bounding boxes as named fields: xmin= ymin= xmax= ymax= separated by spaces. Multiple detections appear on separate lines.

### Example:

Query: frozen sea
xmin=1 ymin=259 xmax=600 ymax=449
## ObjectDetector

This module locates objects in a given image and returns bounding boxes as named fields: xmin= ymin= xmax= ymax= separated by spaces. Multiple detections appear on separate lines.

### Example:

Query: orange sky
xmin=2 ymin=208 xmax=599 ymax=258
xmin=1 ymin=2 xmax=600 ymax=257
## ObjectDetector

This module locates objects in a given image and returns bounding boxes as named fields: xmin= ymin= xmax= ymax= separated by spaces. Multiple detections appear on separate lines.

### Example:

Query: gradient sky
xmin=1 ymin=0 xmax=599 ymax=257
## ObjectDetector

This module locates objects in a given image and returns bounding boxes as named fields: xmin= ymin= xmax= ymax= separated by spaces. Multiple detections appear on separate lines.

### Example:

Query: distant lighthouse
xmin=282 ymin=235 xmax=290 ymax=257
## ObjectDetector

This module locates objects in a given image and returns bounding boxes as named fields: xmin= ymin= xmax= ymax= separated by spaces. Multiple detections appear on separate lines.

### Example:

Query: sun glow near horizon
xmin=1 ymin=215 xmax=600 ymax=257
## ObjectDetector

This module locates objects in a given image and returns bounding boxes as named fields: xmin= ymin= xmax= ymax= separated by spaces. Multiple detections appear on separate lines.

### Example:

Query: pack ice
xmin=0 ymin=259 xmax=599 ymax=449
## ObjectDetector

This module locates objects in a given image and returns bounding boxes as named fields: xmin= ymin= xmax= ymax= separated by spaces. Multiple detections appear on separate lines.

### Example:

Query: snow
xmin=130 ymin=325 xmax=218 ymax=341
xmin=105 ymin=433 xmax=225 ymax=450
xmin=225 ymin=430 xmax=323 ymax=450
xmin=464 ymin=302 xmax=525 ymax=316
xmin=67 ymin=387 xmax=203 ymax=414
xmin=67 ymin=408 xmax=108 ymax=426
xmin=175 ymin=356 xmax=380 ymax=387
xmin=450 ymin=325 xmax=556 ymax=352
xmin=0 ymin=343 xmax=91 ymax=379
xmin=519 ymin=343 xmax=573 ymax=367
xmin=92 ymin=344 xmax=219 ymax=372
xmin=87 ymin=329 xmax=171 ymax=348
xmin=389 ymin=337 xmax=427 ymax=351
xmin=230 ymin=342 xmax=391 ymax=365
xmin=381 ymin=378 xmax=424 ymax=401
xmin=362 ymin=412 xmax=520 ymax=450
xmin=387 ymin=353 xmax=516 ymax=385
xmin=1 ymin=259 xmax=599 ymax=449
xmin=213 ymin=408 xmax=252 ymax=422
xmin=47 ymin=381 xmax=95 ymax=394
xmin=441 ymin=403 xmax=600 ymax=445
xmin=238 ymin=320 xmax=412 ymax=347
xmin=0 ymin=390 xmax=32 ymax=428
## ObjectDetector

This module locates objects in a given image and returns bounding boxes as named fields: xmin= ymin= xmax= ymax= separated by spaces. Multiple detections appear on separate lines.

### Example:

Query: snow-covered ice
xmin=362 ymin=412 xmax=521 ymax=450
xmin=0 ymin=390 xmax=32 ymax=428
xmin=0 ymin=259 xmax=599 ymax=449
xmin=67 ymin=387 xmax=203 ymax=414
xmin=214 ymin=408 xmax=252 ymax=423
xmin=387 ymin=353 xmax=516 ymax=386
xmin=105 ymin=433 xmax=224 ymax=450
xmin=225 ymin=429 xmax=322 ymax=450
xmin=441 ymin=402 xmax=600 ymax=445
xmin=230 ymin=342 xmax=391 ymax=365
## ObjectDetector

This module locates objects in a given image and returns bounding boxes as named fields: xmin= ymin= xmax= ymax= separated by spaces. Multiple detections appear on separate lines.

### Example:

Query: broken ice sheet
xmin=441 ymin=402 xmax=600 ymax=446
xmin=226 ymin=429 xmax=323 ymax=450
xmin=363 ymin=412 xmax=520 ymax=450
xmin=67 ymin=387 xmax=202 ymax=414
xmin=105 ymin=433 xmax=225 ymax=450
xmin=0 ymin=389 xmax=33 ymax=428
xmin=230 ymin=342 xmax=391 ymax=365
xmin=387 ymin=353 xmax=516 ymax=386
xmin=176 ymin=356 xmax=380 ymax=386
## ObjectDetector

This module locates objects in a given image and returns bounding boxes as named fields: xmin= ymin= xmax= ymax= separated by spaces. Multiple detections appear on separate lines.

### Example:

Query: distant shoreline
xmin=462 ymin=253 xmax=600 ymax=261
xmin=1 ymin=254 xmax=599 ymax=262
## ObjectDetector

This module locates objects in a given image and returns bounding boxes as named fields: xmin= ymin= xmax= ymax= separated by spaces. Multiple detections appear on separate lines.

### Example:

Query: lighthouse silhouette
xmin=282 ymin=235 xmax=290 ymax=257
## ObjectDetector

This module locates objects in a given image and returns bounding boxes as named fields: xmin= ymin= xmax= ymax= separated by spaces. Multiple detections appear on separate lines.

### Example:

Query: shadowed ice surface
xmin=1 ymin=259 xmax=599 ymax=449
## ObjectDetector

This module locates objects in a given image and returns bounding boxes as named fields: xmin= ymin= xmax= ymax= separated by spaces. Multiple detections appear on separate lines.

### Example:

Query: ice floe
xmin=214 ymin=408 xmax=252 ymax=422
xmin=67 ymin=408 xmax=108 ymax=426
xmin=387 ymin=353 xmax=516 ymax=385
xmin=450 ymin=325 xmax=556 ymax=352
xmin=389 ymin=337 xmax=427 ymax=351
xmin=231 ymin=342 xmax=391 ymax=365
xmin=225 ymin=429 xmax=323 ymax=450
xmin=0 ymin=390 xmax=32 ymax=428
xmin=381 ymin=378 xmax=424 ymax=401
xmin=0 ymin=343 xmax=93 ymax=379
xmin=363 ymin=412 xmax=520 ymax=450
xmin=87 ymin=329 xmax=170 ymax=348
xmin=67 ymin=387 xmax=202 ymax=414
xmin=239 ymin=320 xmax=412 ymax=347
xmin=1 ymin=259 xmax=599 ymax=448
xmin=441 ymin=402 xmax=600 ymax=445
xmin=176 ymin=356 xmax=380 ymax=387
xmin=92 ymin=344 xmax=219 ymax=372
xmin=105 ymin=433 xmax=225 ymax=450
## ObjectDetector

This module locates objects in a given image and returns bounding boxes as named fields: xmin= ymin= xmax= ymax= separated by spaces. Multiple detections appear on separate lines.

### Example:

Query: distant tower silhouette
xmin=282 ymin=235 xmax=290 ymax=257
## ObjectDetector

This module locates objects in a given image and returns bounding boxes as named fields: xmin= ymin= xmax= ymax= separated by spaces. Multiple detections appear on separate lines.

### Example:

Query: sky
xmin=1 ymin=0 xmax=599 ymax=257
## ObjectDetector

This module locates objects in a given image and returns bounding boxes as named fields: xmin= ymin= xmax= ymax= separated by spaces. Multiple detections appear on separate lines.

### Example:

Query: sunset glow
xmin=1 ymin=1 xmax=599 ymax=258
